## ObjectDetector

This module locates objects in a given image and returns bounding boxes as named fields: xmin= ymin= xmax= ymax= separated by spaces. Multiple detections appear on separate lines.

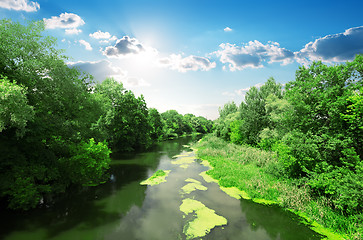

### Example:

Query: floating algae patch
xmin=253 ymin=198 xmax=278 ymax=205
xmin=199 ymin=171 xmax=251 ymax=200
xmin=180 ymin=198 xmax=227 ymax=239
xmin=185 ymin=178 xmax=201 ymax=184
xmin=171 ymin=156 xmax=195 ymax=169
xmin=220 ymin=186 xmax=251 ymax=200
xmin=198 ymin=159 xmax=213 ymax=168
xmin=140 ymin=170 xmax=171 ymax=186
xmin=199 ymin=171 xmax=218 ymax=183
xmin=181 ymin=179 xmax=208 ymax=194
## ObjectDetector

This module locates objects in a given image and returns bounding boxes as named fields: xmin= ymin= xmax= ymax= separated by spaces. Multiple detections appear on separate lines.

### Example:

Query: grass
xmin=140 ymin=169 xmax=171 ymax=186
xmin=194 ymin=134 xmax=362 ymax=240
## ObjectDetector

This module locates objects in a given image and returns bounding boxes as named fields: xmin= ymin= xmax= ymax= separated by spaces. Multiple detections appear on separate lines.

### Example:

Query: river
xmin=0 ymin=136 xmax=324 ymax=240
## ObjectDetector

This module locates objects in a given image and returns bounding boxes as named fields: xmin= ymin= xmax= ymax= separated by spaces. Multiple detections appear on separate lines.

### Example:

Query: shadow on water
xmin=0 ymin=163 xmax=149 ymax=240
xmin=0 ymin=136 xmax=201 ymax=240
xmin=0 ymin=135 xmax=324 ymax=240
xmin=240 ymin=199 xmax=324 ymax=240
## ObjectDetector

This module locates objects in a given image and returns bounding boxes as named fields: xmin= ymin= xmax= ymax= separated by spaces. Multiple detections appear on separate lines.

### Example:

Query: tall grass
xmin=195 ymin=134 xmax=362 ymax=240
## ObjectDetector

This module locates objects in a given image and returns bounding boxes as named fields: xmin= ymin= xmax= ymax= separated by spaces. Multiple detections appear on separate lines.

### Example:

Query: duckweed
xmin=180 ymin=198 xmax=227 ymax=239
xmin=140 ymin=170 xmax=171 ymax=186
xmin=181 ymin=179 xmax=207 ymax=194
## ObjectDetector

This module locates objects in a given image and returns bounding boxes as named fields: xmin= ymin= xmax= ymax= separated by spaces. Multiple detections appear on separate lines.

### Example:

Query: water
xmin=0 ymin=136 xmax=324 ymax=240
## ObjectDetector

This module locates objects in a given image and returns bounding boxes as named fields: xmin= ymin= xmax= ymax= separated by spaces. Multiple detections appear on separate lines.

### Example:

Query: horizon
xmin=1 ymin=0 xmax=363 ymax=119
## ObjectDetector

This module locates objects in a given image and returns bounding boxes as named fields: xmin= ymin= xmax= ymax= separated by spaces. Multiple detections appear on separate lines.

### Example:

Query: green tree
xmin=94 ymin=79 xmax=151 ymax=151
xmin=148 ymin=108 xmax=163 ymax=142
xmin=182 ymin=113 xmax=196 ymax=134
xmin=236 ymin=77 xmax=283 ymax=145
xmin=0 ymin=76 xmax=34 ymax=137
xmin=284 ymin=56 xmax=363 ymax=167
xmin=0 ymin=20 xmax=111 ymax=210
xmin=218 ymin=101 xmax=238 ymax=119
xmin=214 ymin=102 xmax=239 ymax=140
xmin=161 ymin=110 xmax=184 ymax=139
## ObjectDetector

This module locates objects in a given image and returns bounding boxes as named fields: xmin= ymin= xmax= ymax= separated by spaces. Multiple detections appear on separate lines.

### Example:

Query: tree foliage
xmin=215 ymin=56 xmax=363 ymax=215
xmin=0 ymin=20 xmax=214 ymax=210
xmin=0 ymin=19 xmax=113 ymax=210
xmin=0 ymin=76 xmax=34 ymax=137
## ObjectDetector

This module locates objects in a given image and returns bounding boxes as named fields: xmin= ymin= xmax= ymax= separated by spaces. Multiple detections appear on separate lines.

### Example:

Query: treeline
xmin=0 ymin=20 xmax=212 ymax=210
xmin=214 ymin=56 xmax=363 ymax=218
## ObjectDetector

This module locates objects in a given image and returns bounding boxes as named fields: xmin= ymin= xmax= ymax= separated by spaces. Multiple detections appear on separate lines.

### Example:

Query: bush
xmin=61 ymin=138 xmax=111 ymax=186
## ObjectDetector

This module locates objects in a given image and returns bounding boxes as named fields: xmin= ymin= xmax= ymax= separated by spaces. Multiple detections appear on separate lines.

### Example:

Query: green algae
xmin=140 ymin=170 xmax=171 ymax=186
xmin=181 ymin=179 xmax=208 ymax=194
xmin=253 ymin=198 xmax=278 ymax=205
xmin=220 ymin=186 xmax=251 ymax=200
xmin=288 ymin=209 xmax=347 ymax=240
xmin=199 ymin=171 xmax=218 ymax=183
xmin=171 ymin=156 xmax=195 ymax=169
xmin=185 ymin=178 xmax=200 ymax=183
xmin=195 ymin=146 xmax=347 ymax=240
xmin=180 ymin=198 xmax=227 ymax=239
xmin=200 ymin=160 xmax=212 ymax=168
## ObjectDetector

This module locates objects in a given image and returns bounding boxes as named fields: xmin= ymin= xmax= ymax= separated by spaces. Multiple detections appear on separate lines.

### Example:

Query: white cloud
xmin=215 ymin=40 xmax=294 ymax=71
xmin=67 ymin=60 xmax=151 ymax=88
xmin=124 ymin=77 xmax=150 ymax=87
xmin=158 ymin=54 xmax=216 ymax=72
xmin=43 ymin=13 xmax=85 ymax=33
xmin=0 ymin=0 xmax=39 ymax=12
xmin=99 ymin=40 xmax=109 ymax=44
xmin=67 ymin=60 xmax=127 ymax=83
xmin=65 ymin=28 xmax=82 ymax=35
xmin=109 ymin=36 xmax=117 ymax=41
xmin=89 ymin=30 xmax=112 ymax=39
xmin=79 ymin=40 xmax=92 ymax=51
xmin=224 ymin=27 xmax=233 ymax=32
xmin=223 ymin=83 xmax=264 ymax=98
xmin=103 ymin=36 xmax=157 ymax=58
xmin=296 ymin=26 xmax=363 ymax=64
xmin=99 ymin=36 xmax=117 ymax=44
xmin=235 ymin=83 xmax=264 ymax=96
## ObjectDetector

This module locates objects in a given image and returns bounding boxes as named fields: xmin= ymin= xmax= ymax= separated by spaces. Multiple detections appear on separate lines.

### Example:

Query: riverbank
xmin=194 ymin=135 xmax=362 ymax=240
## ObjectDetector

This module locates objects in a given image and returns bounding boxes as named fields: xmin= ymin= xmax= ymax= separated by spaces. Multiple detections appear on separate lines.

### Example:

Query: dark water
xmin=0 ymin=136 xmax=324 ymax=240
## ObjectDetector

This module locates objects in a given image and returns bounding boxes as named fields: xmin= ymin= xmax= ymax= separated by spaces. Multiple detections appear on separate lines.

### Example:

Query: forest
xmin=0 ymin=20 xmax=213 ymax=210
xmin=205 ymin=57 xmax=363 ymax=238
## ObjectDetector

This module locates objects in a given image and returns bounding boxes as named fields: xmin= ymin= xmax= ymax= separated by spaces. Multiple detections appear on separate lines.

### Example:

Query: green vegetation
xmin=140 ymin=170 xmax=170 ymax=186
xmin=171 ymin=156 xmax=196 ymax=169
xmin=180 ymin=198 xmax=227 ymax=239
xmin=0 ymin=19 xmax=112 ymax=210
xmin=181 ymin=178 xmax=207 ymax=194
xmin=161 ymin=110 xmax=213 ymax=140
xmin=200 ymin=57 xmax=363 ymax=239
xmin=0 ymin=19 xmax=213 ymax=210
xmin=196 ymin=135 xmax=351 ymax=239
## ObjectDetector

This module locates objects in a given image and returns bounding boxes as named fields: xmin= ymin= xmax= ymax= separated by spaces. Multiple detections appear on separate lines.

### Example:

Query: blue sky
xmin=1 ymin=0 xmax=363 ymax=119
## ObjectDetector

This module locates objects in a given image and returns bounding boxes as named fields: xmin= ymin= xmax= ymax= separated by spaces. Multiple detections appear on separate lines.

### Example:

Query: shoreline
xmin=194 ymin=135 xmax=353 ymax=240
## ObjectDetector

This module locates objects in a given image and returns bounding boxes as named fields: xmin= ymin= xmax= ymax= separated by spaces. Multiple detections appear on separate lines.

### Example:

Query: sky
xmin=1 ymin=0 xmax=363 ymax=119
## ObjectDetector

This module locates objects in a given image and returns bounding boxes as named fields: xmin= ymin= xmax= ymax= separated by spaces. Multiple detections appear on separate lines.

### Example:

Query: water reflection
xmin=0 ymin=135 xmax=324 ymax=240
xmin=239 ymin=199 xmax=323 ymax=240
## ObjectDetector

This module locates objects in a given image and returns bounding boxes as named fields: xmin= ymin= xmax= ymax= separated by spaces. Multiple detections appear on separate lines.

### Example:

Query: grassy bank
xmin=194 ymin=135 xmax=362 ymax=240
